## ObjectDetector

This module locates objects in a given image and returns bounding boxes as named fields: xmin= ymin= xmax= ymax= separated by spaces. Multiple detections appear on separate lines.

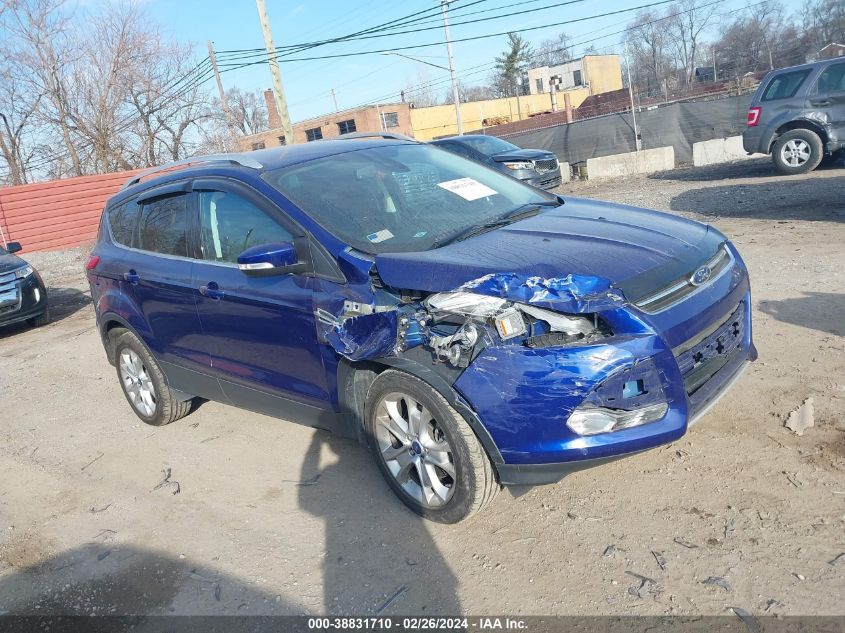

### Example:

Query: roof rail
xmin=336 ymin=132 xmax=417 ymax=142
xmin=122 ymin=154 xmax=264 ymax=190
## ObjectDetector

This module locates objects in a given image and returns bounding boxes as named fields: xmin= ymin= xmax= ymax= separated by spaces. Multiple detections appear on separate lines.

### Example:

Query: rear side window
xmin=138 ymin=194 xmax=188 ymax=257
xmin=107 ymin=202 xmax=139 ymax=247
xmin=762 ymin=70 xmax=811 ymax=101
xmin=817 ymin=62 xmax=845 ymax=94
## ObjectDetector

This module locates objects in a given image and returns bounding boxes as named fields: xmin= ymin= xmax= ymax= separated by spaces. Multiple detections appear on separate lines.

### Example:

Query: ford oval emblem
xmin=690 ymin=265 xmax=712 ymax=286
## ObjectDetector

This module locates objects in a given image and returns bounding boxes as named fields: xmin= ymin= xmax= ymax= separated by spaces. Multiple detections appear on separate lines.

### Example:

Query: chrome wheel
xmin=119 ymin=348 xmax=156 ymax=417
xmin=780 ymin=139 xmax=811 ymax=167
xmin=374 ymin=392 xmax=456 ymax=508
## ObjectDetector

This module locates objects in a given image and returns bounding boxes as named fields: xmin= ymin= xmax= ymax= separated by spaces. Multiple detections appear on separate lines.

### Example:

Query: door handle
xmin=199 ymin=282 xmax=225 ymax=300
xmin=810 ymin=99 xmax=831 ymax=106
xmin=123 ymin=270 xmax=140 ymax=285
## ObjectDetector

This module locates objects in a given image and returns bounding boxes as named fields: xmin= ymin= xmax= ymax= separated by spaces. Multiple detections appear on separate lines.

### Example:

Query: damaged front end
xmin=315 ymin=272 xmax=622 ymax=369
xmin=314 ymin=270 xmax=685 ymax=462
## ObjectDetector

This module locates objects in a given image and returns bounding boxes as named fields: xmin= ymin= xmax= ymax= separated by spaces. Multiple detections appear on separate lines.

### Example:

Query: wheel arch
xmin=769 ymin=119 xmax=830 ymax=152
xmin=336 ymin=356 xmax=505 ymax=468
xmin=98 ymin=313 xmax=136 ymax=365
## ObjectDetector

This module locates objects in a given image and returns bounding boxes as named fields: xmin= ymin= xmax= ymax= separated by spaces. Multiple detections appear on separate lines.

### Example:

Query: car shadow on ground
xmin=668 ymin=176 xmax=845 ymax=222
xmin=0 ymin=544 xmax=305 ymax=626
xmin=650 ymin=156 xmax=845 ymax=183
xmin=296 ymin=431 xmax=462 ymax=616
xmin=0 ymin=286 xmax=90 ymax=340
xmin=759 ymin=292 xmax=845 ymax=336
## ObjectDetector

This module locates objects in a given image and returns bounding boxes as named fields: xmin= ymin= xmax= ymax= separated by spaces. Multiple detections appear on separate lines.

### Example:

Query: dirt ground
xmin=0 ymin=158 xmax=843 ymax=618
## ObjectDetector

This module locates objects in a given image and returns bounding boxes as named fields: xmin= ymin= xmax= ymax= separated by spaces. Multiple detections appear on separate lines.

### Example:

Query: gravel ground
xmin=0 ymin=158 xmax=843 ymax=618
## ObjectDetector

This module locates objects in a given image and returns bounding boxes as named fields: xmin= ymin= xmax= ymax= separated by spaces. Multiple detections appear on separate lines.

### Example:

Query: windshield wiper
xmin=432 ymin=202 xmax=555 ymax=248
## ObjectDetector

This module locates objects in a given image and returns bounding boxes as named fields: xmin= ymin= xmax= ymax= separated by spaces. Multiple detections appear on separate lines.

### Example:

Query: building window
xmin=573 ymin=69 xmax=582 ymax=86
xmin=251 ymin=141 xmax=266 ymax=151
xmin=382 ymin=112 xmax=399 ymax=128
xmin=278 ymin=136 xmax=287 ymax=146
xmin=305 ymin=127 xmax=323 ymax=142
xmin=337 ymin=119 xmax=357 ymax=135
xmin=535 ymin=78 xmax=544 ymax=93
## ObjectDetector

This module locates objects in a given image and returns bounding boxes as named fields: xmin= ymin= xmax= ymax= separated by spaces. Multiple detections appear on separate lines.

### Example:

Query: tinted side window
xmin=107 ymin=201 xmax=139 ymax=247
xmin=817 ymin=62 xmax=845 ymax=94
xmin=138 ymin=195 xmax=188 ymax=257
xmin=198 ymin=191 xmax=293 ymax=263
xmin=762 ymin=70 xmax=811 ymax=101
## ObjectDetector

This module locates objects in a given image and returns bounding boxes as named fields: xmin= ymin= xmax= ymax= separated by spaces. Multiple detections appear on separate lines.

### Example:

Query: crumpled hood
xmin=375 ymin=196 xmax=725 ymax=305
xmin=0 ymin=252 xmax=25 ymax=275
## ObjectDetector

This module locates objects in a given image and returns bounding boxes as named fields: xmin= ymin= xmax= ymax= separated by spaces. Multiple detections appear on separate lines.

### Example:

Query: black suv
xmin=0 ymin=241 xmax=50 ymax=328
xmin=743 ymin=58 xmax=845 ymax=174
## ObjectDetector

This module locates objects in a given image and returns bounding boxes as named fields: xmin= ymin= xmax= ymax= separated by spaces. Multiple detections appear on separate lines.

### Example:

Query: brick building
xmin=238 ymin=90 xmax=413 ymax=150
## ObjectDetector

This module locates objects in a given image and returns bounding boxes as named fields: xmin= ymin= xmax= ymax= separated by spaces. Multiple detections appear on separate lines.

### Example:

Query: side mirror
xmin=237 ymin=241 xmax=308 ymax=275
xmin=6 ymin=241 xmax=21 ymax=254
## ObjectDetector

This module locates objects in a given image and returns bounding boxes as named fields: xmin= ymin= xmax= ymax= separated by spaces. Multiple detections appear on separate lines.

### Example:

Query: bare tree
xmin=0 ymin=0 xmax=211 ymax=180
xmin=626 ymin=10 xmax=676 ymax=98
xmin=666 ymin=0 xmax=720 ymax=88
xmin=199 ymin=87 xmax=268 ymax=154
xmin=442 ymin=83 xmax=495 ymax=104
xmin=534 ymin=32 xmax=573 ymax=67
xmin=802 ymin=0 xmax=845 ymax=52
xmin=403 ymin=69 xmax=440 ymax=107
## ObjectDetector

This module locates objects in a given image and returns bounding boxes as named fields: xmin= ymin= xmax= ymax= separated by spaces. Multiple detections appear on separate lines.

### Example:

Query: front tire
xmin=771 ymin=129 xmax=823 ymax=175
xmin=364 ymin=370 xmax=500 ymax=523
xmin=27 ymin=306 xmax=51 ymax=328
xmin=113 ymin=330 xmax=192 ymax=426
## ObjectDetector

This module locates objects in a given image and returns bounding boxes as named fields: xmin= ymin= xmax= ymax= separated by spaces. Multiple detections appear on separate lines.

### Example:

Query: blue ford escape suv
xmin=88 ymin=137 xmax=756 ymax=523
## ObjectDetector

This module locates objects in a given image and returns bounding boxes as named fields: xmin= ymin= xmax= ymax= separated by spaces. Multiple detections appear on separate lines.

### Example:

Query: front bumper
xmin=0 ymin=273 xmax=48 ymax=327
xmin=453 ymin=245 xmax=755 ymax=485
xmin=524 ymin=169 xmax=562 ymax=190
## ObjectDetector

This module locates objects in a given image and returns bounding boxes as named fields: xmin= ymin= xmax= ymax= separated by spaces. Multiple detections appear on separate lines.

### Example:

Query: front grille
xmin=0 ymin=271 xmax=21 ymax=313
xmin=674 ymin=302 xmax=744 ymax=396
xmin=635 ymin=245 xmax=733 ymax=313
xmin=533 ymin=158 xmax=558 ymax=173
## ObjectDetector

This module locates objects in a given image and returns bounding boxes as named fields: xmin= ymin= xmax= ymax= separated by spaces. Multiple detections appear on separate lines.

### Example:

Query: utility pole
xmin=208 ymin=40 xmax=237 ymax=150
xmin=255 ymin=0 xmax=295 ymax=145
xmin=440 ymin=0 xmax=463 ymax=135
xmin=330 ymin=89 xmax=338 ymax=112
xmin=624 ymin=39 xmax=641 ymax=152
xmin=713 ymin=49 xmax=717 ymax=82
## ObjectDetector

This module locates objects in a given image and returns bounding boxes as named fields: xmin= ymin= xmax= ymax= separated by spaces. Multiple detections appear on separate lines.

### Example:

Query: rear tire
xmin=364 ymin=370 xmax=500 ymax=523
xmin=771 ymin=129 xmax=823 ymax=175
xmin=113 ymin=330 xmax=193 ymax=426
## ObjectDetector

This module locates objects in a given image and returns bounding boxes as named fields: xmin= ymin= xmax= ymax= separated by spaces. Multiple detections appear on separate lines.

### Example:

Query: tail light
xmin=85 ymin=255 xmax=100 ymax=271
xmin=747 ymin=107 xmax=761 ymax=127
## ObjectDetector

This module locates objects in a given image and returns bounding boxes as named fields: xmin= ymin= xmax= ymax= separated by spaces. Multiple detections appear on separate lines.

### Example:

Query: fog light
xmin=33 ymin=288 xmax=40 ymax=303
xmin=566 ymin=402 xmax=668 ymax=436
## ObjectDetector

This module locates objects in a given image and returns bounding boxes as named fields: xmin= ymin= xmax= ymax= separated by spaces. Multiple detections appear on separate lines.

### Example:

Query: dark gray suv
xmin=743 ymin=58 xmax=845 ymax=174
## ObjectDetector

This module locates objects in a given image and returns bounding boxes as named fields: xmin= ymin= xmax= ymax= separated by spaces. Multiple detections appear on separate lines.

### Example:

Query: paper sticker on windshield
xmin=367 ymin=229 xmax=394 ymax=243
xmin=437 ymin=178 xmax=497 ymax=201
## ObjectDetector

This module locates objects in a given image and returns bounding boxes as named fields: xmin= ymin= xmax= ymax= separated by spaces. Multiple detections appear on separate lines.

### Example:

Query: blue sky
xmin=134 ymin=0 xmax=752 ymax=122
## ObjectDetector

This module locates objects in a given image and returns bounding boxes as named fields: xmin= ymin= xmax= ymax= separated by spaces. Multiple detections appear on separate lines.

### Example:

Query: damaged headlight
xmin=424 ymin=291 xmax=606 ymax=344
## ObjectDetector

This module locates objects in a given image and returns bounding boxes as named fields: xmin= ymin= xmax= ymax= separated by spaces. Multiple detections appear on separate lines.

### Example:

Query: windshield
xmin=263 ymin=143 xmax=556 ymax=254
xmin=456 ymin=136 xmax=520 ymax=156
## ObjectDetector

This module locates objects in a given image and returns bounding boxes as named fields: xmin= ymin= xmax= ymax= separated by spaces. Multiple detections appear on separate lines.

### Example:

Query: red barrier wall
xmin=0 ymin=170 xmax=141 ymax=253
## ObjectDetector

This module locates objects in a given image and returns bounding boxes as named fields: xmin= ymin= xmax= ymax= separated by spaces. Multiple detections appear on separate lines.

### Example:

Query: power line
xmin=216 ymin=0 xmax=680 ymax=67
xmin=214 ymin=0 xmax=573 ymax=63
